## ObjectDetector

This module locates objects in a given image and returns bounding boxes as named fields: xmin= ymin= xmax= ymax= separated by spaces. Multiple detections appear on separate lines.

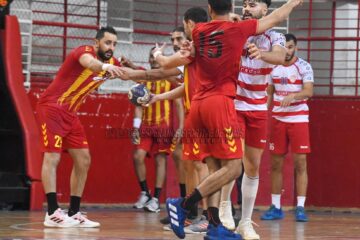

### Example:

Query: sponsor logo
xmin=300 ymin=145 xmax=309 ymax=149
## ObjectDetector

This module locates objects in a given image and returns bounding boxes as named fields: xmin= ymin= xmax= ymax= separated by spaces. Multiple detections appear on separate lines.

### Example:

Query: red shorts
xmin=237 ymin=111 xmax=268 ymax=149
xmin=187 ymin=95 xmax=243 ymax=160
xmin=136 ymin=123 xmax=173 ymax=157
xmin=36 ymin=104 xmax=89 ymax=153
xmin=183 ymin=114 xmax=210 ymax=161
xmin=269 ymin=118 xmax=311 ymax=155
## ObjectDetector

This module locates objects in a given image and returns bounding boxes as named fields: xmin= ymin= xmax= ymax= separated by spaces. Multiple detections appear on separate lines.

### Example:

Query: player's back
xmin=192 ymin=19 xmax=258 ymax=100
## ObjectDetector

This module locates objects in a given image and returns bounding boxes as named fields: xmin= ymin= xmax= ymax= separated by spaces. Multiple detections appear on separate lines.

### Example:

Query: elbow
xmin=306 ymin=90 xmax=314 ymax=98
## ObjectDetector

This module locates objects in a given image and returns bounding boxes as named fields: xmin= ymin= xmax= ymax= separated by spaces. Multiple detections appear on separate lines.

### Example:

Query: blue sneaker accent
xmin=166 ymin=198 xmax=188 ymax=239
xmin=295 ymin=206 xmax=308 ymax=222
xmin=261 ymin=204 xmax=284 ymax=220
xmin=204 ymin=224 xmax=242 ymax=240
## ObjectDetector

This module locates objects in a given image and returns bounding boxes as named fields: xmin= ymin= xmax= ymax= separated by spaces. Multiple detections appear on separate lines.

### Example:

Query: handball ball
xmin=128 ymin=84 xmax=151 ymax=106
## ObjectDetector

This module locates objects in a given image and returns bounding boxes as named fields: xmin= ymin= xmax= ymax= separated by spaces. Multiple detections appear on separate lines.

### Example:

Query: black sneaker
xmin=160 ymin=216 xmax=170 ymax=224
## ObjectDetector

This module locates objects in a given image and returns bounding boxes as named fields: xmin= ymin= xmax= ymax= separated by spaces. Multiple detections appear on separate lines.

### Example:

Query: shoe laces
xmin=64 ymin=210 xmax=88 ymax=221
xmin=242 ymin=220 xmax=259 ymax=234
xmin=52 ymin=209 xmax=67 ymax=220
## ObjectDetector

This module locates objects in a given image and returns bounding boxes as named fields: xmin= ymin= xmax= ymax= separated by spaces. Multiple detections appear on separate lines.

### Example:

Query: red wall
xmin=28 ymin=88 xmax=360 ymax=207
xmin=306 ymin=98 xmax=360 ymax=208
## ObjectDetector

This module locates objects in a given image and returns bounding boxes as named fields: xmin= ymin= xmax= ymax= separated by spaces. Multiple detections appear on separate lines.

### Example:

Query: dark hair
xmin=184 ymin=7 xmax=208 ymax=23
xmin=95 ymin=26 xmax=117 ymax=40
xmin=259 ymin=0 xmax=271 ymax=7
xmin=149 ymin=46 xmax=156 ymax=57
xmin=285 ymin=33 xmax=297 ymax=45
xmin=208 ymin=0 xmax=232 ymax=15
xmin=172 ymin=26 xmax=185 ymax=33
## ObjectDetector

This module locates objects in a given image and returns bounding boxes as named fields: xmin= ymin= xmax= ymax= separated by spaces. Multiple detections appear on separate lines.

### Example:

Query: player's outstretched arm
xmin=257 ymin=0 xmax=303 ymax=34
xmin=148 ymin=85 xmax=185 ymax=105
xmin=79 ymin=53 xmax=122 ymax=78
xmin=118 ymin=67 xmax=181 ymax=81
xmin=155 ymin=51 xmax=192 ymax=69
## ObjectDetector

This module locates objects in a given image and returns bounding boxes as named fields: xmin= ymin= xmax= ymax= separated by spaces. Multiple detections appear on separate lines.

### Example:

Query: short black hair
xmin=285 ymin=33 xmax=297 ymax=45
xmin=184 ymin=7 xmax=208 ymax=23
xmin=208 ymin=0 xmax=232 ymax=15
xmin=149 ymin=46 xmax=156 ymax=57
xmin=95 ymin=26 xmax=117 ymax=40
xmin=259 ymin=0 xmax=271 ymax=7
xmin=172 ymin=26 xmax=185 ymax=33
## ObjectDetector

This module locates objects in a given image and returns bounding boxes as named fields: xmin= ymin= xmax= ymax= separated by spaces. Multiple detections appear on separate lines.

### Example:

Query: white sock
xmin=297 ymin=196 xmax=306 ymax=207
xmin=272 ymin=194 xmax=281 ymax=209
xmin=241 ymin=174 xmax=259 ymax=222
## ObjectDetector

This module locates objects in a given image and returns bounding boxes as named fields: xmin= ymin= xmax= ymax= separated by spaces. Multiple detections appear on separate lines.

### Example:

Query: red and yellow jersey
xmin=183 ymin=63 xmax=197 ymax=115
xmin=143 ymin=80 xmax=175 ymax=126
xmin=38 ymin=45 xmax=120 ymax=112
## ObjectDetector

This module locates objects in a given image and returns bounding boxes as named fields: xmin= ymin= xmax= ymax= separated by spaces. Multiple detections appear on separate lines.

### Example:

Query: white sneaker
xmin=71 ymin=212 xmax=100 ymax=228
xmin=133 ymin=191 xmax=150 ymax=209
xmin=44 ymin=208 xmax=80 ymax=228
xmin=144 ymin=197 xmax=160 ymax=213
xmin=219 ymin=201 xmax=235 ymax=230
xmin=236 ymin=220 xmax=260 ymax=240
xmin=163 ymin=224 xmax=171 ymax=231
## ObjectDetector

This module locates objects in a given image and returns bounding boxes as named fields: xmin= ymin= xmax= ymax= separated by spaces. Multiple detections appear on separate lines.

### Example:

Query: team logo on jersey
xmin=280 ymin=77 xmax=288 ymax=85
xmin=192 ymin=142 xmax=200 ymax=155
xmin=289 ymin=75 xmax=297 ymax=83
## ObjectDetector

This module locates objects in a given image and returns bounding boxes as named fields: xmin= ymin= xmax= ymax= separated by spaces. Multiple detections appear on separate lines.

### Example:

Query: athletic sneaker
xmin=204 ymin=223 xmax=242 ymax=240
xmin=133 ymin=191 xmax=150 ymax=209
xmin=184 ymin=215 xmax=208 ymax=234
xmin=43 ymin=208 xmax=80 ymax=228
xmin=219 ymin=201 xmax=236 ymax=230
xmin=70 ymin=212 xmax=100 ymax=228
xmin=166 ymin=197 xmax=189 ymax=239
xmin=295 ymin=207 xmax=308 ymax=222
xmin=236 ymin=220 xmax=260 ymax=240
xmin=260 ymin=205 xmax=284 ymax=220
xmin=163 ymin=218 xmax=194 ymax=231
xmin=144 ymin=197 xmax=160 ymax=213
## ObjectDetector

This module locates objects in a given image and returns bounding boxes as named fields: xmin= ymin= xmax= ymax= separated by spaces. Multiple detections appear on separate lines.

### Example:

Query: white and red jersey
xmin=270 ymin=57 xmax=314 ymax=123
xmin=235 ymin=29 xmax=286 ymax=111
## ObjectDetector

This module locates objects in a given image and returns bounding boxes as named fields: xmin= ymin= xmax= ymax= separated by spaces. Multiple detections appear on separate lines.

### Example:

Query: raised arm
xmin=257 ymin=0 xmax=303 ymax=34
